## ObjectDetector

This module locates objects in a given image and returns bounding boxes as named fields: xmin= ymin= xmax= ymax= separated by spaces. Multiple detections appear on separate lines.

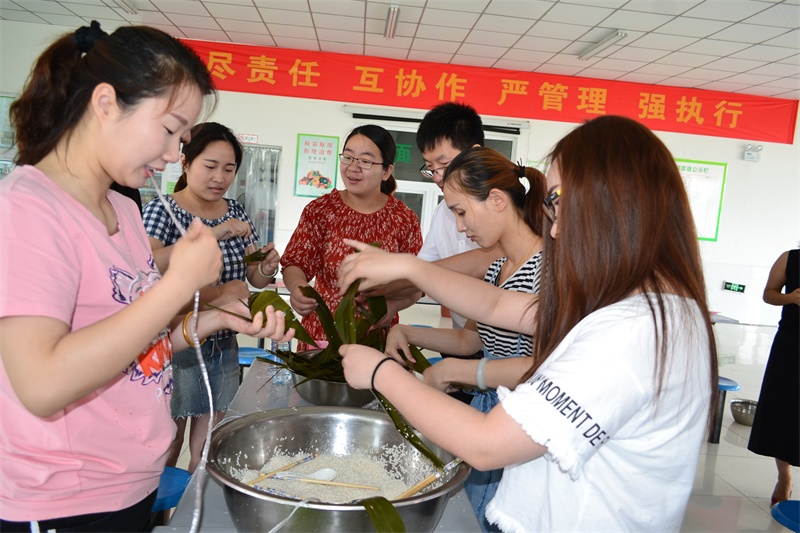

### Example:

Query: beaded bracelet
xmin=371 ymin=357 xmax=396 ymax=390
xmin=182 ymin=311 xmax=207 ymax=347
xmin=476 ymin=358 xmax=489 ymax=391
xmin=258 ymin=262 xmax=278 ymax=279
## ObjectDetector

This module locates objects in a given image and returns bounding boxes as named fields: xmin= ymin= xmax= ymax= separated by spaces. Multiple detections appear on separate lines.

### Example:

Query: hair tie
xmin=74 ymin=20 xmax=107 ymax=54
xmin=517 ymin=160 xmax=530 ymax=192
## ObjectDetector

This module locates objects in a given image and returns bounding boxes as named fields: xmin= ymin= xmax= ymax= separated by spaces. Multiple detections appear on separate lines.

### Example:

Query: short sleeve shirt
xmin=0 ymin=166 xmax=173 ymax=521
xmin=486 ymin=294 xmax=712 ymax=532
xmin=280 ymin=189 xmax=422 ymax=345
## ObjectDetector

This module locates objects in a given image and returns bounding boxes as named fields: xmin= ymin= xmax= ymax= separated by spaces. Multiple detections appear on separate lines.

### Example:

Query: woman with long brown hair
xmin=336 ymin=115 xmax=718 ymax=531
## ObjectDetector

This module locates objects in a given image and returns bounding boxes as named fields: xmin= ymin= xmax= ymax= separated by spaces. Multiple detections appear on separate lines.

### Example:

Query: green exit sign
xmin=723 ymin=281 xmax=746 ymax=293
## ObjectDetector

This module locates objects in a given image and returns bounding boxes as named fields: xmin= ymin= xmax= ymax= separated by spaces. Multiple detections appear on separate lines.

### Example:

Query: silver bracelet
xmin=476 ymin=358 xmax=489 ymax=391
xmin=257 ymin=262 xmax=277 ymax=279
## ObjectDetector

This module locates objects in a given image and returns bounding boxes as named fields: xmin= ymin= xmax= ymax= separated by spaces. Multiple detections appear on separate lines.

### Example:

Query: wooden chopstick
xmin=394 ymin=458 xmax=463 ymax=500
xmin=395 ymin=473 xmax=437 ymax=500
xmin=246 ymin=453 xmax=317 ymax=487
xmin=278 ymin=478 xmax=379 ymax=490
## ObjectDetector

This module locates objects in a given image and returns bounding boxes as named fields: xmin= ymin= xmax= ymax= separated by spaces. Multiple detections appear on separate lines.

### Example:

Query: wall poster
xmin=294 ymin=134 xmax=338 ymax=198
xmin=676 ymin=158 xmax=727 ymax=242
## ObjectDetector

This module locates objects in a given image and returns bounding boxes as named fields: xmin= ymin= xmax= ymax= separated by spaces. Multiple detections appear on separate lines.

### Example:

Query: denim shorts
xmin=170 ymin=334 xmax=239 ymax=418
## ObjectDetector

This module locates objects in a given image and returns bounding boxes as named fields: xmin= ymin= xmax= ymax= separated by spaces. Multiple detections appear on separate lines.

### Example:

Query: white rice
xmin=232 ymin=449 xmax=439 ymax=504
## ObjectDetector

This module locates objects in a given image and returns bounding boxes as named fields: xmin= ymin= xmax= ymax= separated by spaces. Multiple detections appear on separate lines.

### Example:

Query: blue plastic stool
xmin=709 ymin=376 xmax=740 ymax=444
xmin=152 ymin=466 xmax=191 ymax=513
xmin=238 ymin=346 xmax=269 ymax=383
xmin=771 ymin=500 xmax=800 ymax=532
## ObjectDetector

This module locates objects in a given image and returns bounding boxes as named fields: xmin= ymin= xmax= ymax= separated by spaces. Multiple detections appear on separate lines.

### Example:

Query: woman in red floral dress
xmin=281 ymin=125 xmax=423 ymax=349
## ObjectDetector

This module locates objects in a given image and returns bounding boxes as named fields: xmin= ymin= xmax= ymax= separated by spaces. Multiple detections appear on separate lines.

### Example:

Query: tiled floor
xmin=177 ymin=306 xmax=796 ymax=532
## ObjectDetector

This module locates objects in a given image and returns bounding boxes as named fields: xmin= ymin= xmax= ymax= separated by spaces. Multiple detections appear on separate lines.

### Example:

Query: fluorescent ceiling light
xmin=577 ymin=30 xmax=627 ymax=61
xmin=114 ymin=0 xmax=139 ymax=16
xmin=384 ymin=6 xmax=399 ymax=40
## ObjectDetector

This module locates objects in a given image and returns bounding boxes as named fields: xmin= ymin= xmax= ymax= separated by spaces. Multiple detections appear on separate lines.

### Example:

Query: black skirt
xmin=747 ymin=328 xmax=799 ymax=466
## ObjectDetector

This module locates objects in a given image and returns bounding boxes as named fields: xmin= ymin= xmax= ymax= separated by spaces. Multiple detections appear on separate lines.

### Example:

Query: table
xmin=154 ymin=359 xmax=480 ymax=532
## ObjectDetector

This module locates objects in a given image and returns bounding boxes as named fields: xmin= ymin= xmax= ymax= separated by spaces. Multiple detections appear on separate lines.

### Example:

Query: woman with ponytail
xmin=0 ymin=22 xmax=290 ymax=531
xmin=382 ymin=146 xmax=545 ymax=531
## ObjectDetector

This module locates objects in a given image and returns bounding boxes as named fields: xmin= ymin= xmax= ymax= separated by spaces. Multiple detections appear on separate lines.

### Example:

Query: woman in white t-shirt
xmin=336 ymin=115 xmax=719 ymax=532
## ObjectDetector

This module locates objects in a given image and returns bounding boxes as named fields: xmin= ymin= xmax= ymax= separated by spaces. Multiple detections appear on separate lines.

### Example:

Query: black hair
xmin=444 ymin=146 xmax=545 ymax=237
xmin=344 ymin=124 xmax=397 ymax=195
xmin=416 ymin=102 xmax=485 ymax=154
xmin=10 ymin=21 xmax=215 ymax=166
xmin=174 ymin=122 xmax=243 ymax=193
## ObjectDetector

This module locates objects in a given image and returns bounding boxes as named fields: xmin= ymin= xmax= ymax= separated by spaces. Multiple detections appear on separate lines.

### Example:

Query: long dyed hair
xmin=522 ymin=115 xmax=718 ymax=428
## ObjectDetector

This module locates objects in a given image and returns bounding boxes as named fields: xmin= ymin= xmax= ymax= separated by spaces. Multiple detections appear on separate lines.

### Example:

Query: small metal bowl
xmin=291 ymin=371 xmax=375 ymax=407
xmin=289 ymin=349 xmax=375 ymax=408
xmin=730 ymin=399 xmax=757 ymax=426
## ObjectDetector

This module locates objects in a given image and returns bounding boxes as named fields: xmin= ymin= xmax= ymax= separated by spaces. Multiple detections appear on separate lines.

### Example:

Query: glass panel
xmin=239 ymin=145 xmax=281 ymax=246
xmin=485 ymin=138 xmax=514 ymax=160
xmin=389 ymin=129 xmax=426 ymax=183
xmin=394 ymin=191 xmax=425 ymax=223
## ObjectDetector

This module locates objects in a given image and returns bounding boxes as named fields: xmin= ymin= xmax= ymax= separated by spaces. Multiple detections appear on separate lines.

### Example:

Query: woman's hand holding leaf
xmin=385 ymin=325 xmax=414 ymax=364
xmin=212 ymin=300 xmax=295 ymax=342
xmin=338 ymin=239 xmax=416 ymax=294
xmin=289 ymin=284 xmax=318 ymax=316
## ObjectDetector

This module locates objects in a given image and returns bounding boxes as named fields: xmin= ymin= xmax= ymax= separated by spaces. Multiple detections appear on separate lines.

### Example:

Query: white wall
xmin=3 ymin=20 xmax=798 ymax=325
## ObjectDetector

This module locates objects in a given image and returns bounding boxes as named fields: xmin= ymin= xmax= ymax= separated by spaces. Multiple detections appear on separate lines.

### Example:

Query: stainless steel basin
xmin=207 ymin=407 xmax=470 ymax=532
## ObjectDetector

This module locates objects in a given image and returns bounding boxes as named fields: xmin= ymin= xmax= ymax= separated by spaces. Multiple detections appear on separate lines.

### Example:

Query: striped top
xmin=476 ymin=251 xmax=542 ymax=358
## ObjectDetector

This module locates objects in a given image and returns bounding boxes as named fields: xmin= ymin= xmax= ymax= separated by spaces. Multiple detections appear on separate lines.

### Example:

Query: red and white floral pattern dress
xmin=281 ymin=189 xmax=422 ymax=349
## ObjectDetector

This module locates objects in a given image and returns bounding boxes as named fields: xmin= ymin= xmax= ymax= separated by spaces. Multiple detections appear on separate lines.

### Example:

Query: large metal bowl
xmin=207 ymin=407 xmax=470 ymax=532
xmin=291 ymin=371 xmax=375 ymax=407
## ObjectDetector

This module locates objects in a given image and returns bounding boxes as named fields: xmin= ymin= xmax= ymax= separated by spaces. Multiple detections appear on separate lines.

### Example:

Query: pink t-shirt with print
xmin=0 ymin=166 xmax=174 ymax=521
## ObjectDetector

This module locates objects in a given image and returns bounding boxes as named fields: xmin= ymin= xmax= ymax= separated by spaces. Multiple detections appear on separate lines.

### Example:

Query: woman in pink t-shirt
xmin=0 ymin=22 xmax=291 ymax=532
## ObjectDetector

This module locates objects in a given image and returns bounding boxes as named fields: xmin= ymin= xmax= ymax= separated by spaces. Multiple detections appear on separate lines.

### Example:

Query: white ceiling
xmin=2 ymin=0 xmax=799 ymax=100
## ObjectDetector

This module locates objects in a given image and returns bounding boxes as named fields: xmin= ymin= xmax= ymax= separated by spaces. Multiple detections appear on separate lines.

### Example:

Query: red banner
xmin=183 ymin=39 xmax=797 ymax=145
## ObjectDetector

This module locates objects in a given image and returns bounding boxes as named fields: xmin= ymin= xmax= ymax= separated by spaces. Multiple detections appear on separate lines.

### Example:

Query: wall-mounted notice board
xmin=676 ymin=158 xmax=727 ymax=242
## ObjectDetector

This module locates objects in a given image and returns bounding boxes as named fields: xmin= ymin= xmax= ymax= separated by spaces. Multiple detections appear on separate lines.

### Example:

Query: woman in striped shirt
xmin=382 ymin=146 xmax=545 ymax=531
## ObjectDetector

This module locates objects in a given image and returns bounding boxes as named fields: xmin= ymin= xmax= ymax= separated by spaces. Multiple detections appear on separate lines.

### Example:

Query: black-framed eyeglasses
xmin=339 ymin=154 xmax=382 ymax=170
xmin=419 ymin=164 xmax=448 ymax=180
xmin=543 ymin=188 xmax=561 ymax=223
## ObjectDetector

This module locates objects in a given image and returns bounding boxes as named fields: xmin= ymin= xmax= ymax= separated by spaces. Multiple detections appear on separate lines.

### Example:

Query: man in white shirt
xmin=417 ymin=102 xmax=484 ymax=329
xmin=370 ymin=103 xmax=501 ymax=336
xmin=416 ymin=102 xmax=498 ymax=330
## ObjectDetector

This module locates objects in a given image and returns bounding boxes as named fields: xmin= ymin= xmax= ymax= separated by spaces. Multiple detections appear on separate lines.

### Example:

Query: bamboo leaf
xmin=242 ymin=250 xmax=269 ymax=264
xmin=402 ymin=345 xmax=476 ymax=393
xmin=202 ymin=303 xmax=251 ymax=323
xmin=334 ymin=280 xmax=360 ymax=344
xmin=404 ymin=345 xmax=431 ymax=374
xmin=374 ymin=392 xmax=445 ymax=470
xmin=246 ymin=290 xmax=317 ymax=347
xmin=299 ymin=285 xmax=340 ymax=349
xmin=359 ymin=496 xmax=406 ymax=533
xmin=365 ymin=295 xmax=388 ymax=325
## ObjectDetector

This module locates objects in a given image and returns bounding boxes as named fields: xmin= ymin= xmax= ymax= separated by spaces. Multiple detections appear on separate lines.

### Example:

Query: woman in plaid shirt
xmin=143 ymin=122 xmax=280 ymax=472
